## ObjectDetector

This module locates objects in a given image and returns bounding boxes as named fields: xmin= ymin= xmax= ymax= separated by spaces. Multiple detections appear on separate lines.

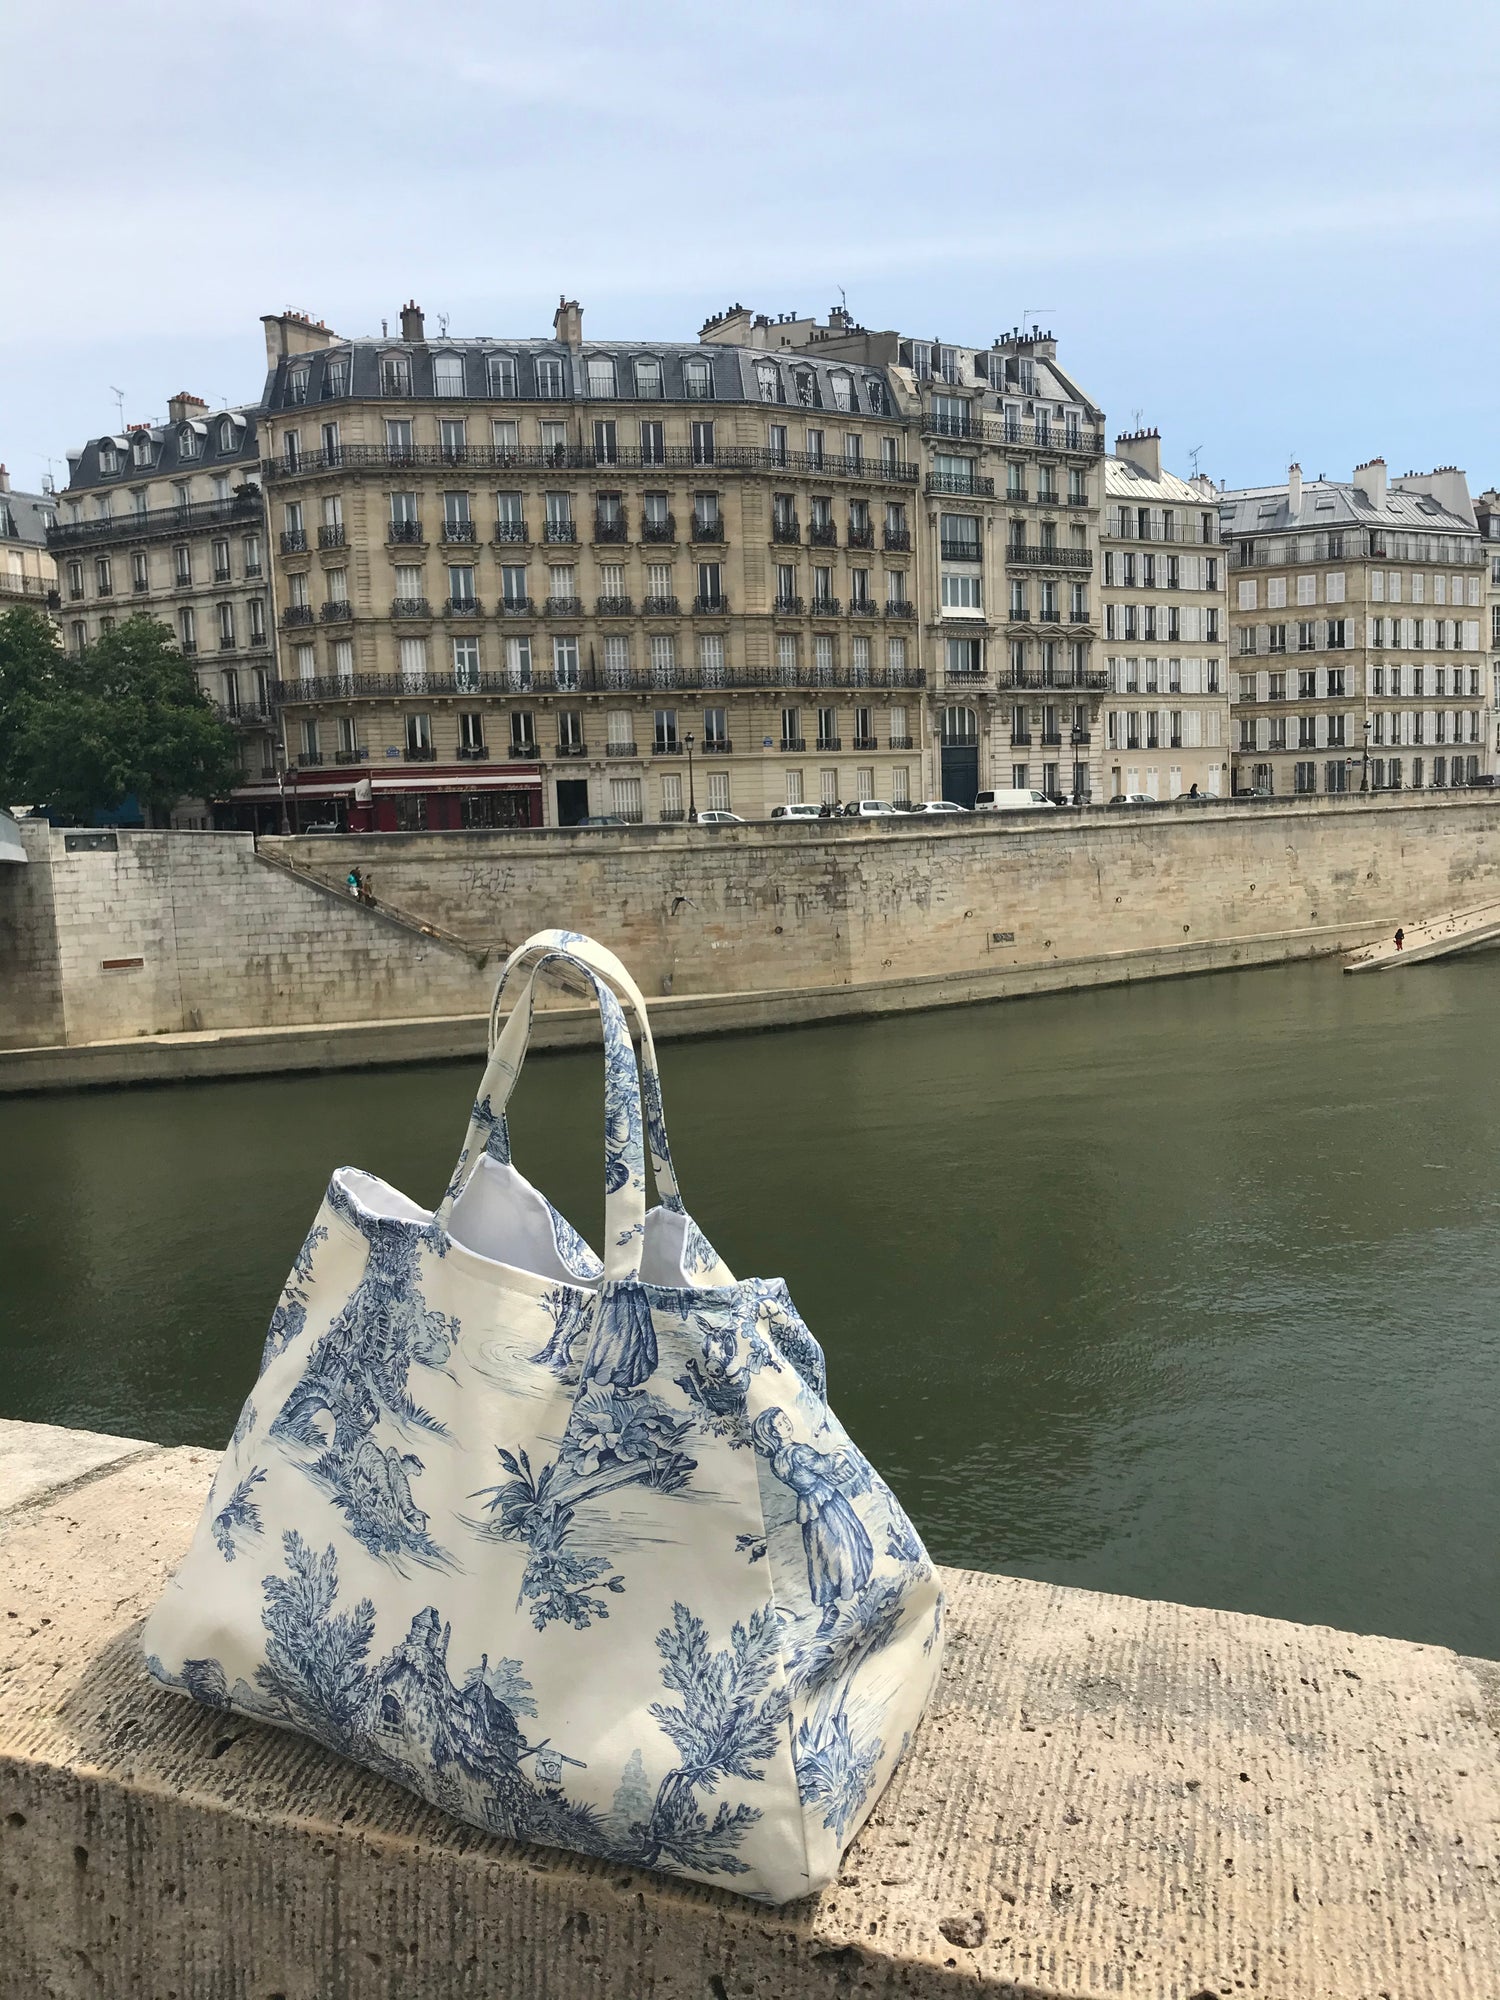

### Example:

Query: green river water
xmin=3 ymin=958 xmax=1497 ymax=1656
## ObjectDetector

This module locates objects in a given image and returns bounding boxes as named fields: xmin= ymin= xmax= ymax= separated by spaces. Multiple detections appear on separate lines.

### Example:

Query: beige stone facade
xmin=1223 ymin=460 xmax=1489 ymax=797
xmin=0 ymin=466 xmax=59 ymax=618
xmin=1474 ymin=487 xmax=1500 ymax=765
xmin=711 ymin=308 xmax=1108 ymax=804
xmin=259 ymin=300 xmax=924 ymax=830
xmin=1100 ymin=432 xmax=1229 ymax=799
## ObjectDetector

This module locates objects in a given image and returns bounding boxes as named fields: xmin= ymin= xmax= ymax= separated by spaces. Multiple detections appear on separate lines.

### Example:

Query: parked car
xmin=770 ymin=802 xmax=822 ymax=820
xmin=576 ymin=814 xmax=629 ymax=827
xmin=695 ymin=810 xmax=745 ymax=825
xmin=1234 ymin=786 xmax=1274 ymax=799
xmin=842 ymin=799 xmax=899 ymax=817
xmin=1108 ymin=793 xmax=1163 ymax=807
xmin=911 ymin=800 xmax=969 ymax=815
xmin=299 ymin=819 xmax=342 ymax=835
xmin=973 ymin=789 xmax=1058 ymax=812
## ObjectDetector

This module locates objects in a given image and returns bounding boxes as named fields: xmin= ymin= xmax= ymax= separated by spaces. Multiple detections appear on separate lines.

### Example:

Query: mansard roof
xmin=64 ymin=408 xmax=262 ymax=493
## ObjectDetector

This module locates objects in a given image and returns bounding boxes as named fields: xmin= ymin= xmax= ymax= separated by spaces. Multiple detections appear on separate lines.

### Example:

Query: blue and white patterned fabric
xmin=143 ymin=930 xmax=943 ymax=1903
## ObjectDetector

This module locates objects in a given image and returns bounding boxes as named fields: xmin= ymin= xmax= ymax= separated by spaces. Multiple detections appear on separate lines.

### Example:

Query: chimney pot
xmin=400 ymin=300 xmax=426 ymax=342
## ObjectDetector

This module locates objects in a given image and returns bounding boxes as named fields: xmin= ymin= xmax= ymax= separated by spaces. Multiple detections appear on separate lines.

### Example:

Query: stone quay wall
xmin=4 ymin=792 xmax=1500 ymax=1056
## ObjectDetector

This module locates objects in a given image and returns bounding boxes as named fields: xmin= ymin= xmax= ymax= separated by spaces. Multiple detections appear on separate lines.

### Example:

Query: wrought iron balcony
xmin=846 ymin=521 xmax=875 ymax=549
xmin=392 ymin=596 xmax=431 ymax=618
xmin=282 ymin=604 xmax=314 ymax=626
xmin=269 ymin=661 xmax=927 ymax=703
xmin=212 ymin=565 xmax=232 ymax=583
xmin=388 ymin=521 xmax=424 ymax=545
xmin=642 ymin=594 xmax=680 ymax=615
xmin=320 ymin=601 xmax=353 ymax=622
xmin=926 ymin=472 xmax=995 ymax=497
xmin=774 ymin=594 xmax=804 ymax=615
xmin=691 ymin=515 xmax=725 ymax=543
xmin=921 ymin=412 xmax=983 ymax=440
xmin=49 ymin=493 xmax=263 ymax=552
xmin=848 ymin=600 xmax=878 ymax=617
xmin=334 ymin=749 xmax=366 ymax=765
xmin=642 ymin=515 xmax=676 ymax=543
xmin=593 ymin=515 xmax=628 ymax=543
xmin=543 ymin=521 xmax=577 ymax=544
xmin=1006 ymin=544 xmax=1093 ymax=570
xmin=317 ymin=525 xmax=346 ymax=549
xmin=653 ymin=739 xmax=682 ymax=756
xmin=810 ymin=596 xmax=841 ymax=616
xmin=249 ymin=630 xmax=268 ymax=647
xmin=886 ymin=599 xmax=916 ymax=619
xmin=493 ymin=521 xmax=529 ymax=544
xmin=596 ymin=594 xmax=632 ymax=616
xmin=442 ymin=521 xmax=477 ymax=544
xmin=245 ymin=562 xmax=263 ymax=578
xmin=280 ymin=529 xmax=308 ymax=553
xmin=404 ymin=744 xmax=438 ymax=761
xmin=544 ymin=595 xmax=584 ymax=616
xmin=692 ymin=594 xmax=729 ymax=615
xmin=510 ymin=739 xmax=539 ymax=759
xmin=554 ymin=741 xmax=587 ymax=758
xmin=771 ymin=518 xmax=800 ymax=544
xmin=215 ymin=702 xmax=275 ymax=729
xmin=780 ymin=737 xmax=806 ymax=752
xmin=1004 ymin=489 xmax=1029 ymax=506
xmin=605 ymin=741 xmax=638 ymax=757
xmin=501 ymin=595 xmax=534 ymax=616
xmin=889 ymin=734 xmax=914 ymax=749
xmin=808 ymin=520 xmax=837 ymax=547
xmin=296 ymin=751 xmax=323 ymax=768
xmin=261 ymin=441 xmax=919 ymax=484
xmin=883 ymin=526 xmax=912 ymax=551
xmin=817 ymin=736 xmax=842 ymax=751
xmin=132 ymin=578 xmax=150 ymax=592
xmin=998 ymin=666 xmax=1110 ymax=692
xmin=217 ymin=634 xmax=237 ymax=651
xmin=181 ymin=639 xmax=198 ymax=653
xmin=446 ymin=595 xmax=482 ymax=615
xmin=702 ymin=739 xmax=733 ymax=753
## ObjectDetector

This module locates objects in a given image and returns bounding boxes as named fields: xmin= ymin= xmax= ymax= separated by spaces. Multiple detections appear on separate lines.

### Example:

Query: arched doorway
xmin=940 ymin=704 xmax=979 ymax=808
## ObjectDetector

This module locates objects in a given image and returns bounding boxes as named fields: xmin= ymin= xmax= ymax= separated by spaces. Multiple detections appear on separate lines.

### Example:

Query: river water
xmin=4 ymin=959 xmax=1498 ymax=1656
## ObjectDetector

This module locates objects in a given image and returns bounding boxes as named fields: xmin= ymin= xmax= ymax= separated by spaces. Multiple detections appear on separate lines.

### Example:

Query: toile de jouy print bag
xmin=142 ymin=929 xmax=944 ymax=1903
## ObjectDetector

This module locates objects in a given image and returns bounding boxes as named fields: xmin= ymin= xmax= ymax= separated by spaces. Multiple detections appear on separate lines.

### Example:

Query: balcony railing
xmin=817 ymin=736 xmax=842 ymax=751
xmin=263 ymin=442 xmax=919 ymax=485
xmin=852 ymin=735 xmax=878 ymax=750
xmin=692 ymin=594 xmax=729 ymax=615
xmin=212 ymin=565 xmax=232 ymax=583
xmin=595 ymin=594 xmax=631 ymax=616
xmin=280 ymin=530 xmax=308 ymax=553
xmin=702 ymin=739 xmax=733 ymax=753
xmin=998 ymin=667 xmax=1110 ymax=692
xmin=1006 ymin=544 xmax=1092 ymax=569
xmin=544 ymin=595 xmax=584 ymax=616
xmin=593 ymin=515 xmax=627 ymax=542
xmin=404 ymin=744 xmax=438 ymax=761
xmin=1003 ymin=489 xmax=1029 ymax=506
xmin=445 ymin=595 xmax=482 ymax=616
xmin=810 ymin=596 xmax=841 ymax=616
xmin=334 ymin=748 xmax=366 ymax=765
xmin=542 ymin=522 xmax=578 ymax=545
xmin=317 ymin=525 xmax=346 ymax=549
xmin=921 ymin=413 xmax=984 ymax=440
xmin=642 ymin=594 xmax=680 ymax=615
xmin=808 ymin=520 xmax=838 ymax=547
xmin=691 ymin=515 xmax=725 ymax=543
xmin=848 ymin=600 xmax=878 ymax=617
xmin=774 ymin=594 xmax=804 ymax=615
xmin=271 ymin=662 xmax=927 ymax=704
xmin=392 ymin=596 xmax=431 ymax=617
xmin=498 ymin=595 xmax=534 ymax=616
xmin=218 ymin=634 xmax=237 ymax=650
xmin=642 ymin=515 xmax=677 ymax=543
xmin=846 ymin=522 xmax=875 ymax=549
xmin=319 ymin=601 xmax=353 ymax=622
xmin=940 ymin=538 xmax=980 ymax=561
xmin=926 ymin=472 xmax=996 ymax=498
xmin=388 ymin=521 xmax=424 ymax=545
xmin=886 ymin=599 xmax=916 ymax=619
xmin=653 ymin=739 xmax=682 ymax=756
xmin=883 ymin=526 xmax=912 ymax=551
xmin=493 ymin=521 xmax=529 ymax=544
xmin=48 ymin=493 xmax=262 ymax=551
xmin=889 ymin=734 xmax=914 ymax=749
xmin=605 ymin=741 xmax=638 ymax=757
xmin=771 ymin=519 xmax=800 ymax=544
xmin=0 ymin=573 xmax=60 ymax=605
xmin=554 ymin=741 xmax=587 ymax=758
xmin=780 ymin=737 xmax=806 ymax=752
xmin=282 ymin=604 xmax=314 ymax=626
xmin=442 ymin=521 xmax=477 ymax=544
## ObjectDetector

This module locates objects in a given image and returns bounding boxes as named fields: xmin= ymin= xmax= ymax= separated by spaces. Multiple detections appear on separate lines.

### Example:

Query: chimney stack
xmin=1354 ymin=457 xmax=1388 ymax=509
xmin=261 ymin=310 xmax=338 ymax=370
xmin=168 ymin=391 xmax=207 ymax=425
xmin=1115 ymin=427 xmax=1161 ymax=482
xmin=0 ymin=465 xmax=9 ymax=495
xmin=553 ymin=296 xmax=583 ymax=347
xmin=1287 ymin=462 xmax=1302 ymax=515
xmin=400 ymin=300 xmax=426 ymax=342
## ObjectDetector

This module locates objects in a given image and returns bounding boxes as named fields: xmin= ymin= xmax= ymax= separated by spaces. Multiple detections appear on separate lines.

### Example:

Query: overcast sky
xmin=4 ymin=0 xmax=1497 ymax=498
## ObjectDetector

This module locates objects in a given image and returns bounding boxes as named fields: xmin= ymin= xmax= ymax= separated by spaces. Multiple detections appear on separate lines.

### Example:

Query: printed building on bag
xmin=1221 ymin=461 xmax=1490 ymax=797
xmin=0 ymin=465 xmax=60 ymax=620
xmin=256 ymin=299 xmax=926 ymax=832
xmin=47 ymin=390 xmax=276 ymax=822
xmin=1099 ymin=432 xmax=1230 ymax=800
xmin=702 ymin=306 xmax=1108 ymax=806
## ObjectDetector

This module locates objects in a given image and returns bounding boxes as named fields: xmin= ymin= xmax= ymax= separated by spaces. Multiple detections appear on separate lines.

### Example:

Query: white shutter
xmin=1370 ymin=571 xmax=1385 ymax=602
xmin=1237 ymin=579 xmax=1257 ymax=610
xmin=1465 ymin=619 xmax=1480 ymax=650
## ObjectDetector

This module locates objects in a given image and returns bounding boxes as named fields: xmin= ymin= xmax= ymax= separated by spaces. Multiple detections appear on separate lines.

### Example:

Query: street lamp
xmin=274 ymin=739 xmax=290 ymax=836
xmin=685 ymin=730 xmax=696 ymax=821
xmin=1361 ymin=715 xmax=1371 ymax=792
xmin=1069 ymin=722 xmax=1085 ymax=806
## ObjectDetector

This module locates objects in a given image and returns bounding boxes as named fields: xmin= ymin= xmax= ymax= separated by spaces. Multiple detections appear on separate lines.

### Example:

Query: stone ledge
xmin=1 ymin=1421 xmax=1497 ymax=1998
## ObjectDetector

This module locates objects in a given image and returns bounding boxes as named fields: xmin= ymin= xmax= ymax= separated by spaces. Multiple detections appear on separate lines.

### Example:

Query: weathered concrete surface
xmin=0 ymin=1417 xmax=155 ymax=1512
xmin=2 ymin=1422 xmax=1497 ymax=1997
xmin=0 ymin=920 xmax=1373 ymax=1096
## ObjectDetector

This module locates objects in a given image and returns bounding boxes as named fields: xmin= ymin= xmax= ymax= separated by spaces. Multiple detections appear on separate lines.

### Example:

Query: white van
xmin=973 ymin=789 xmax=1058 ymax=813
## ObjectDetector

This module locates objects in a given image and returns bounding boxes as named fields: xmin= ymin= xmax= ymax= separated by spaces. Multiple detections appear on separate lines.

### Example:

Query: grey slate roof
xmin=1219 ymin=478 xmax=1474 ymax=538
xmin=1104 ymin=456 xmax=1208 ymax=505
xmin=0 ymin=486 xmax=58 ymax=547
xmin=63 ymin=408 xmax=262 ymax=494
xmin=260 ymin=339 xmax=895 ymax=419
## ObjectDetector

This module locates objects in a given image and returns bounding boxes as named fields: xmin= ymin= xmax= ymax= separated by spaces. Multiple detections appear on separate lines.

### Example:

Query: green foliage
xmin=0 ymin=610 xmax=239 ymax=821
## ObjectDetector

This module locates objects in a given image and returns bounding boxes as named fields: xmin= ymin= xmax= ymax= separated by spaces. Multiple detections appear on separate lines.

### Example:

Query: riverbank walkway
xmin=1344 ymin=895 xmax=1500 ymax=971
xmin=2 ymin=1417 xmax=1496 ymax=1997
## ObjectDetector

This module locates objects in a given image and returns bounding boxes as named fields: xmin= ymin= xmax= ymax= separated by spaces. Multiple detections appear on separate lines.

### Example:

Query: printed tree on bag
xmin=254 ymin=1531 xmax=378 ymax=1752
xmin=634 ymin=1603 xmax=791 ymax=1878
xmin=211 ymin=1467 xmax=267 ymax=1560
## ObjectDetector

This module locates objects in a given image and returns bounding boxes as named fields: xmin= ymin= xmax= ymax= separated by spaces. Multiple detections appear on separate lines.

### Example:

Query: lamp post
xmin=1069 ymin=722 xmax=1084 ymax=806
xmin=274 ymin=740 xmax=290 ymax=836
xmin=1361 ymin=715 xmax=1371 ymax=792
xmin=685 ymin=730 xmax=696 ymax=821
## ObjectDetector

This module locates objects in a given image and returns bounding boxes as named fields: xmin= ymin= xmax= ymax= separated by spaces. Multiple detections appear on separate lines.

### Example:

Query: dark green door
xmin=940 ymin=746 xmax=980 ymax=808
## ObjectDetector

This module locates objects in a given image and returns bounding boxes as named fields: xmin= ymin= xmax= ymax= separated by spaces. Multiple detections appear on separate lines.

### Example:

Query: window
xmin=768 ymin=423 xmax=788 ymax=466
xmin=806 ymin=427 xmax=825 ymax=468
xmin=535 ymin=355 xmax=566 ymax=398
xmin=817 ymin=706 xmax=838 ymax=750
xmin=554 ymin=635 xmax=580 ymax=688
xmin=782 ymin=706 xmax=803 ymax=749
xmin=946 ymin=637 xmax=983 ymax=680
xmin=632 ymin=356 xmax=662 ymax=399
xmin=690 ymin=421 xmax=715 ymax=465
xmin=385 ymin=417 xmax=413 ymax=459
xmin=941 ymin=572 xmax=983 ymax=613
xmin=654 ymin=707 xmax=679 ymax=752
xmin=447 ymin=564 xmax=476 ymax=608
xmin=451 ymin=635 xmax=481 ymax=691
xmin=640 ymin=420 xmax=665 ymax=465
xmin=585 ymin=355 xmax=617 ymax=398
xmin=488 ymin=354 xmax=518 ymax=397
xmin=405 ymin=712 xmax=433 ymax=758
xmin=380 ymin=353 xmax=412 ymax=396
xmin=683 ymin=358 xmax=712 ymax=399
xmin=756 ymin=362 xmax=779 ymax=403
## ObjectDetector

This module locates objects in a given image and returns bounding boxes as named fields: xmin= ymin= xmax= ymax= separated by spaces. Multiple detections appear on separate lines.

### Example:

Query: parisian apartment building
xmin=0 ymin=465 xmax=59 ymax=618
xmin=1473 ymin=488 xmax=1500 ymax=759
xmin=1099 ymin=431 xmax=1228 ymax=799
xmin=723 ymin=307 xmax=1109 ymax=804
xmin=48 ymin=396 xmax=273 ymax=819
xmin=1222 ymin=461 xmax=1489 ymax=796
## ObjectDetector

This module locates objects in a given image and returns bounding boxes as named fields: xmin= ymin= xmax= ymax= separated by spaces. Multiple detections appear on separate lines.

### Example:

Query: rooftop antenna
xmin=110 ymin=386 xmax=126 ymax=429
xmin=1021 ymin=307 xmax=1054 ymax=332
xmin=1131 ymin=407 xmax=1143 ymax=430
xmin=1188 ymin=444 xmax=1204 ymax=478
xmin=437 ymin=312 xmax=450 ymax=336
xmin=838 ymin=286 xmax=848 ymax=315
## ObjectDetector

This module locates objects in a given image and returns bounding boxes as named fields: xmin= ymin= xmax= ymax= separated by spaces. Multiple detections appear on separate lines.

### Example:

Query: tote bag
xmin=143 ymin=930 xmax=944 ymax=1904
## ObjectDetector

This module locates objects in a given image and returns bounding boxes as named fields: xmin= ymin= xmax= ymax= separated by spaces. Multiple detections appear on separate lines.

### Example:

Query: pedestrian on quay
xmin=1395 ymin=927 xmax=1405 ymax=951
xmin=347 ymin=865 xmax=362 ymax=898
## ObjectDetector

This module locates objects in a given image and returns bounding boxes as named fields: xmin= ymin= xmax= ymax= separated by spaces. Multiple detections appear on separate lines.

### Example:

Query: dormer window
xmin=323 ymin=355 xmax=349 ymax=398
xmin=179 ymin=425 xmax=201 ymax=459
xmin=132 ymin=434 xmax=152 ymax=466
xmin=864 ymin=376 xmax=886 ymax=415
xmin=755 ymin=362 xmax=779 ymax=403
xmin=98 ymin=443 xmax=120 ymax=475
xmin=218 ymin=418 xmax=238 ymax=451
xmin=535 ymin=354 xmax=566 ymax=398
xmin=287 ymin=367 xmax=310 ymax=405
xmin=830 ymin=371 xmax=853 ymax=412
xmin=586 ymin=354 xmax=617 ymax=397
xmin=380 ymin=352 xmax=412 ymax=395
xmin=487 ymin=353 xmax=518 ymax=397
xmin=683 ymin=358 xmax=712 ymax=400
xmin=433 ymin=353 xmax=465 ymax=396
xmin=632 ymin=355 xmax=662 ymax=399
xmin=793 ymin=370 xmax=817 ymax=408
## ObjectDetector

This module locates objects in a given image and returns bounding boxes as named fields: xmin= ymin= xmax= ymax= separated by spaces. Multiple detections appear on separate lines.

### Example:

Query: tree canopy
xmin=0 ymin=608 xmax=240 ymax=822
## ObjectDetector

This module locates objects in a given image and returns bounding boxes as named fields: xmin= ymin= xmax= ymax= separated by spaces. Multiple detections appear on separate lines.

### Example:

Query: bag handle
xmin=439 ymin=937 xmax=653 ymax=1281
xmin=480 ymin=930 xmax=682 ymax=1210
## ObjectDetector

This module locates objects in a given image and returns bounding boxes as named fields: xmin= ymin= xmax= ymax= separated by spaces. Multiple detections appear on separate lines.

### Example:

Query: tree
xmin=0 ymin=605 xmax=63 ymax=808
xmin=1 ymin=612 xmax=239 ymax=823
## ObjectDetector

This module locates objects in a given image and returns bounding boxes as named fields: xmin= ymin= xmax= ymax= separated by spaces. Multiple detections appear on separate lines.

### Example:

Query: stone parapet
xmin=2 ymin=1416 xmax=1497 ymax=1997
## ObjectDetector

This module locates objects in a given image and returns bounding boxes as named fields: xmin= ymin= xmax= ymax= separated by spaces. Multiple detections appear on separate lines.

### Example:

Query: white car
xmin=911 ymin=800 xmax=968 ymax=815
xmin=770 ymin=802 xmax=822 ymax=820
xmin=1108 ymin=792 xmax=1161 ymax=807
xmin=695 ymin=810 xmax=744 ymax=825
xmin=842 ymin=799 xmax=899 ymax=818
